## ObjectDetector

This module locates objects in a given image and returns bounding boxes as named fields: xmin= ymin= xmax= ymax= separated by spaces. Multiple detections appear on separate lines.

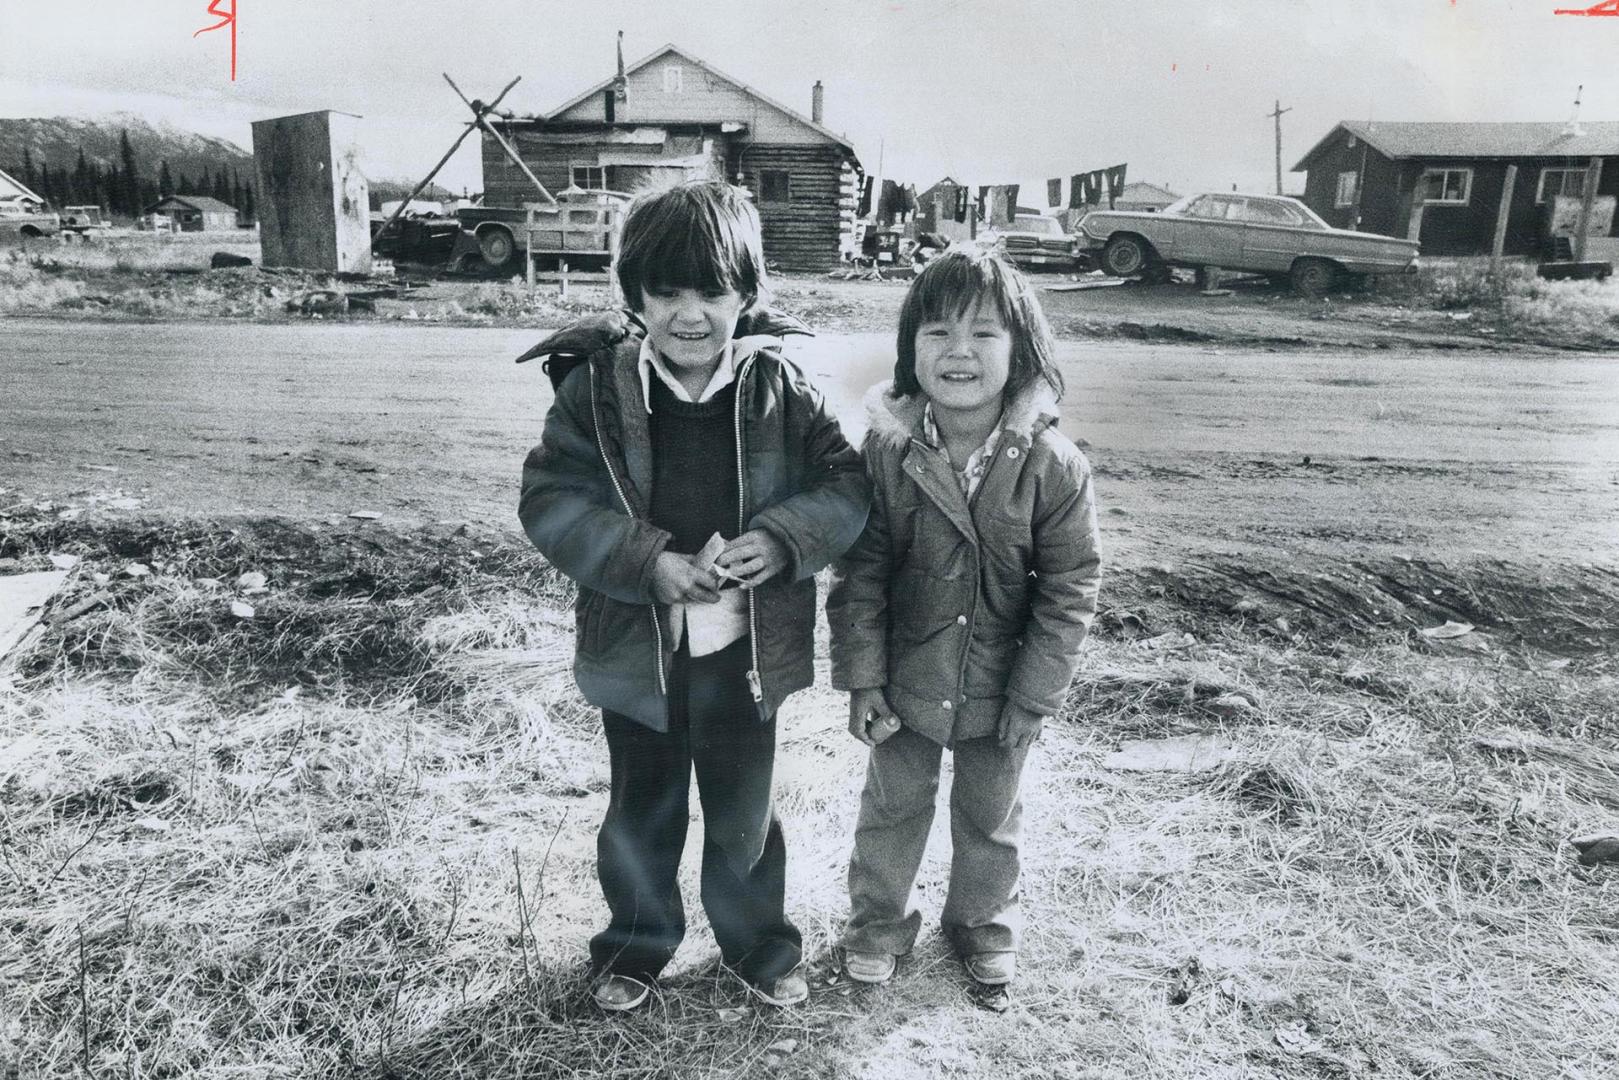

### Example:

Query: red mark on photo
xmin=1554 ymin=0 xmax=1619 ymax=14
xmin=194 ymin=0 xmax=238 ymax=80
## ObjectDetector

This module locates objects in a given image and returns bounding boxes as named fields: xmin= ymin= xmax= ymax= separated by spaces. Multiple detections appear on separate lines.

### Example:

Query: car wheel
xmin=478 ymin=227 xmax=516 ymax=268
xmin=1290 ymin=258 xmax=1337 ymax=298
xmin=1102 ymin=235 xmax=1150 ymax=277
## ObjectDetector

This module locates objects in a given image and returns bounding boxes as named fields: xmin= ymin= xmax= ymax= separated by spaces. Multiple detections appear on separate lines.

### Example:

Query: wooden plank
xmin=0 ymin=570 xmax=69 ymax=666
xmin=1573 ymin=157 xmax=1604 ymax=264
xmin=1491 ymin=164 xmax=1517 ymax=273
xmin=1405 ymin=178 xmax=1425 ymax=243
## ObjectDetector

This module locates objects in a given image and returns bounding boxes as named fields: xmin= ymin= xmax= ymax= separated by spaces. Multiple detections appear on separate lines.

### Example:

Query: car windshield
xmin=1010 ymin=216 xmax=1062 ymax=235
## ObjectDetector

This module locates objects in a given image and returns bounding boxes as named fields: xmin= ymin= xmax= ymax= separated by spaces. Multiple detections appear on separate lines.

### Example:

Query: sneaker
xmin=750 ymin=969 xmax=810 ymax=1007
xmin=591 ymin=974 xmax=651 ymax=1012
xmin=964 ymin=952 xmax=1016 ymax=986
xmin=843 ymin=950 xmax=897 ymax=985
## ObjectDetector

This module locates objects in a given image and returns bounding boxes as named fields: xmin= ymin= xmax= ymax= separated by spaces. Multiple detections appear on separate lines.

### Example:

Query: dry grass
xmin=1374 ymin=257 xmax=1619 ymax=345
xmin=1 ymin=512 xmax=1616 ymax=1078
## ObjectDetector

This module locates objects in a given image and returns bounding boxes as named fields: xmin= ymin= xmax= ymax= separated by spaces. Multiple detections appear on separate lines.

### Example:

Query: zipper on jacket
xmin=588 ymin=366 xmax=668 ymax=696
xmin=734 ymin=354 xmax=764 ymax=704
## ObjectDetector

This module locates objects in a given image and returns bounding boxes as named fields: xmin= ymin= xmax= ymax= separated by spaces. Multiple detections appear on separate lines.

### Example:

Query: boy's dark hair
xmin=615 ymin=180 xmax=769 ymax=312
xmin=893 ymin=247 xmax=1064 ymax=401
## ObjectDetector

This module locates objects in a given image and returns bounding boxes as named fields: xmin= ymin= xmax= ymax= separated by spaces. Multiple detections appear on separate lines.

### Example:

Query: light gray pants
xmin=843 ymin=725 xmax=1029 ymax=957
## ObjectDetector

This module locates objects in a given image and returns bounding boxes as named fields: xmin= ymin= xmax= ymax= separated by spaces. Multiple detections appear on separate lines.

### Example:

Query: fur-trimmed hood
xmin=862 ymin=378 xmax=1062 ymax=449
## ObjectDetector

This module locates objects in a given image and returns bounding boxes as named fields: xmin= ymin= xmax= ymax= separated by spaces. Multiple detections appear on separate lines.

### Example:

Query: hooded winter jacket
xmin=827 ymin=380 xmax=1102 ymax=746
xmin=518 ymin=311 xmax=870 ymax=731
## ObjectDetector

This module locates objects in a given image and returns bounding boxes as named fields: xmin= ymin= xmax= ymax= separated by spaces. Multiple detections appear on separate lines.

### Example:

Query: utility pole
xmin=1268 ymin=99 xmax=1292 ymax=195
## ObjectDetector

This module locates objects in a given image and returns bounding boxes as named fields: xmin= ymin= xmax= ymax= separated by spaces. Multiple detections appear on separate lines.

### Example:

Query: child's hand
xmin=849 ymin=688 xmax=900 ymax=746
xmin=649 ymin=552 xmax=722 ymax=605
xmin=716 ymin=529 xmax=790 ymax=588
xmin=997 ymin=702 xmax=1046 ymax=750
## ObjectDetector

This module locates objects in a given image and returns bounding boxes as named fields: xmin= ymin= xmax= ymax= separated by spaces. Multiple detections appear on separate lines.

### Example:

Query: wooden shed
xmin=251 ymin=110 xmax=371 ymax=274
xmin=143 ymin=195 xmax=238 ymax=232
xmin=1294 ymin=120 xmax=1619 ymax=257
xmin=482 ymin=42 xmax=863 ymax=272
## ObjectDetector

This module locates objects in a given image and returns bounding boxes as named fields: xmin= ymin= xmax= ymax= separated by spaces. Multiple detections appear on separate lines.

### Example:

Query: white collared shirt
xmin=638 ymin=336 xmax=736 ymax=413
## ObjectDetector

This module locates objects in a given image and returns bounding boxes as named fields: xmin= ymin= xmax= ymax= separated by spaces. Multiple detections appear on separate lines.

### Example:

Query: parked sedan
xmin=982 ymin=214 xmax=1086 ymax=272
xmin=1078 ymin=192 xmax=1419 ymax=295
xmin=0 ymin=199 xmax=60 ymax=241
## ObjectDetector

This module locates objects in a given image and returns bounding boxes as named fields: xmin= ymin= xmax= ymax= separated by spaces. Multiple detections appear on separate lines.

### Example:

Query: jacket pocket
xmin=575 ymin=588 xmax=608 ymax=657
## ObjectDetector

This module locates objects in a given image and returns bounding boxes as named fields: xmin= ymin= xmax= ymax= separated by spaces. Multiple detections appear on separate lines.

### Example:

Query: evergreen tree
xmin=72 ymin=147 xmax=91 ymax=205
xmin=159 ymin=160 xmax=175 ymax=198
xmin=118 ymin=130 xmax=140 ymax=217
xmin=242 ymin=179 xmax=255 ymax=223
xmin=23 ymin=147 xmax=35 ymax=189
xmin=212 ymin=167 xmax=230 ymax=205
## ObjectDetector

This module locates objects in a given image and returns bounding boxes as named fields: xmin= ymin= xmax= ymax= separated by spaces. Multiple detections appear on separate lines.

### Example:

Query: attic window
xmin=759 ymin=170 xmax=791 ymax=204
xmin=662 ymin=65 xmax=684 ymax=93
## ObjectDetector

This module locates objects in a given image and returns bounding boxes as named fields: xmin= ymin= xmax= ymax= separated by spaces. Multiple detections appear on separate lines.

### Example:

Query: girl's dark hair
xmin=615 ymin=180 xmax=769 ymax=311
xmin=893 ymin=247 xmax=1064 ymax=400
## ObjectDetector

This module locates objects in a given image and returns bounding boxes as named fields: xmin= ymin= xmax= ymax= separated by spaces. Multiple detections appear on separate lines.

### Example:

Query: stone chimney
xmin=812 ymin=80 xmax=824 ymax=124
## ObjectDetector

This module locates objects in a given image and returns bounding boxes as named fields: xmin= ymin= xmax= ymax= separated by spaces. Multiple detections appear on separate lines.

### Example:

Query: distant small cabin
xmin=143 ymin=195 xmax=239 ymax=232
xmin=1111 ymin=182 xmax=1180 ymax=213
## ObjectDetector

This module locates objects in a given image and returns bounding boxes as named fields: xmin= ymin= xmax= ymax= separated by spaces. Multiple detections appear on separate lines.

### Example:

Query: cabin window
xmin=1420 ymin=168 xmax=1472 ymax=205
xmin=1335 ymin=171 xmax=1358 ymax=208
xmin=571 ymin=165 xmax=605 ymax=191
xmin=662 ymin=65 xmax=684 ymax=93
xmin=1537 ymin=167 xmax=1588 ymax=204
xmin=759 ymin=169 xmax=791 ymax=204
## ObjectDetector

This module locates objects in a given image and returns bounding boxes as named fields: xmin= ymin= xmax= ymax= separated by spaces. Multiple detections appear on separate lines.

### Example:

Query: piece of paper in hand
xmin=694 ymin=532 xmax=727 ymax=572
xmin=695 ymin=532 xmax=745 ymax=583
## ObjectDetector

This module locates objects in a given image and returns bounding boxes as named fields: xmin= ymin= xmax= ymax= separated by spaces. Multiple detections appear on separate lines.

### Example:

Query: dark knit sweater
xmin=648 ymin=378 xmax=739 ymax=556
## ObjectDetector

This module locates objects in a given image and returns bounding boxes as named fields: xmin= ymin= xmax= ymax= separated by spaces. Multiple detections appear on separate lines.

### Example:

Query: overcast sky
xmin=6 ymin=0 xmax=1618 ymax=202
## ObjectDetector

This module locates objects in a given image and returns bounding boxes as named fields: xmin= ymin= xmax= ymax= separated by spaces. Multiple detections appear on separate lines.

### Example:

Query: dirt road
xmin=3 ymin=318 xmax=1615 ymax=565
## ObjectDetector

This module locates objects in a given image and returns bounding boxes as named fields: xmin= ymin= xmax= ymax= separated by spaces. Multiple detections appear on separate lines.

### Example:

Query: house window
xmin=662 ymin=65 xmax=683 ymax=93
xmin=571 ymin=165 xmax=605 ymax=191
xmin=759 ymin=169 xmax=791 ymax=204
xmin=1335 ymin=171 xmax=1358 ymax=208
xmin=1537 ymin=167 xmax=1588 ymax=204
xmin=1420 ymin=168 xmax=1472 ymax=205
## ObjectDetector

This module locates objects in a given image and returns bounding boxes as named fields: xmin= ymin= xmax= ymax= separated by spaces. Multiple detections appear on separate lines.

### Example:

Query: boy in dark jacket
xmin=518 ymin=181 xmax=869 ymax=1011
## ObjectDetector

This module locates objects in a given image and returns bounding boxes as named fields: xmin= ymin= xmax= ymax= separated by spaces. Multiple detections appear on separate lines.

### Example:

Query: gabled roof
xmin=149 ymin=195 xmax=238 ymax=213
xmin=541 ymin=42 xmax=854 ymax=153
xmin=0 ymin=166 xmax=44 ymax=203
xmin=1295 ymin=120 xmax=1619 ymax=170
xmin=1117 ymin=181 xmax=1179 ymax=202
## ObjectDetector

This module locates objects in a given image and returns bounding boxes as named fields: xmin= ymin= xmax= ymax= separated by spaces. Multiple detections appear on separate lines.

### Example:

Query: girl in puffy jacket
xmin=827 ymin=248 xmax=1102 ymax=1001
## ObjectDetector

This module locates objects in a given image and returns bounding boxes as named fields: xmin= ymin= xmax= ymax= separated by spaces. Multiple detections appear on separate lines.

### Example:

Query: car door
xmin=1236 ymin=196 xmax=1315 ymax=273
xmin=1177 ymin=195 xmax=1246 ymax=267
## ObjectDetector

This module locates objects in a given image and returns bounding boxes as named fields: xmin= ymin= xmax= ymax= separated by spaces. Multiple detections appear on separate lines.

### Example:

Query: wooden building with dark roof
xmin=483 ymin=41 xmax=863 ymax=271
xmin=1293 ymin=120 xmax=1619 ymax=257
